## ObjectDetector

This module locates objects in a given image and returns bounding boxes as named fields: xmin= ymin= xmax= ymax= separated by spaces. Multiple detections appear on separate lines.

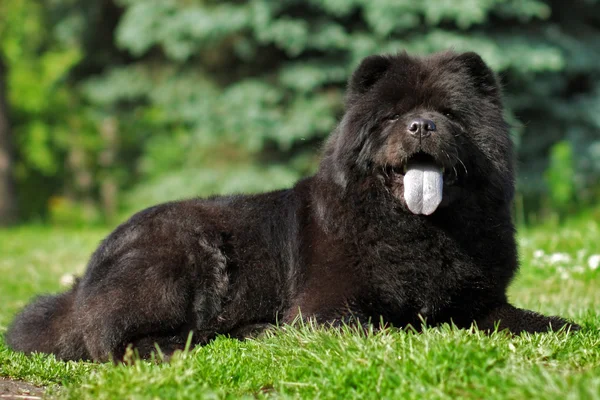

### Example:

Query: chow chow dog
xmin=7 ymin=51 xmax=578 ymax=362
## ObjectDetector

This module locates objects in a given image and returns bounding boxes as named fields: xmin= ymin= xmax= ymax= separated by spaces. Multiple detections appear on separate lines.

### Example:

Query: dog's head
xmin=322 ymin=51 xmax=514 ymax=215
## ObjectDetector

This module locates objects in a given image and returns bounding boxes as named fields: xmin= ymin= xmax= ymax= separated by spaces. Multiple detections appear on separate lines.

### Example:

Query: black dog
xmin=7 ymin=51 xmax=578 ymax=362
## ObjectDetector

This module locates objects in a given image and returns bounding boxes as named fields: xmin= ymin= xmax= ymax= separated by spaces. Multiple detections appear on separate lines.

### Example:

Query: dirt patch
xmin=0 ymin=377 xmax=45 ymax=399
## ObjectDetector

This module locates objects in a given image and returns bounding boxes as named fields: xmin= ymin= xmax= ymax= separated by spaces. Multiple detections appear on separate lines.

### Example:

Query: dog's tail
xmin=5 ymin=281 xmax=90 ymax=360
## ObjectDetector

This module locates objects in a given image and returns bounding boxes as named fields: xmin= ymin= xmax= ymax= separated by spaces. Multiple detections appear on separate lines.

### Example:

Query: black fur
xmin=6 ymin=51 xmax=578 ymax=362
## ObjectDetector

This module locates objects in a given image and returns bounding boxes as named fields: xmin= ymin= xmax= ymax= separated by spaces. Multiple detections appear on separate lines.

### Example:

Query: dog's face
xmin=327 ymin=51 xmax=514 ymax=214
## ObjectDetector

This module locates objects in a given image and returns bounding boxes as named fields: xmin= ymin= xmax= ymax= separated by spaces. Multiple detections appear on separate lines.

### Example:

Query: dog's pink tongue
xmin=403 ymin=163 xmax=443 ymax=215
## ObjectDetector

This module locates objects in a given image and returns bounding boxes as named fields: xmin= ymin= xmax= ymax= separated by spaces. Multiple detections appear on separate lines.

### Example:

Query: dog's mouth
xmin=386 ymin=152 xmax=458 ymax=215
xmin=388 ymin=153 xmax=457 ymax=184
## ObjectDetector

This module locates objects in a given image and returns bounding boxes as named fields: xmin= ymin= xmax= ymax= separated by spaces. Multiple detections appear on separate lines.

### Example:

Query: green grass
xmin=1 ymin=218 xmax=599 ymax=399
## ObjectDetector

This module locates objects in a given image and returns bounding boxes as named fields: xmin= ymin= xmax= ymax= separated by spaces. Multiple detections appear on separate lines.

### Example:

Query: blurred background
xmin=0 ymin=0 xmax=598 ymax=228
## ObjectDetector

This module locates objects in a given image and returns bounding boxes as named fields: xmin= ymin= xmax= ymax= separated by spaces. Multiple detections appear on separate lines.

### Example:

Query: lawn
xmin=1 ymin=217 xmax=599 ymax=399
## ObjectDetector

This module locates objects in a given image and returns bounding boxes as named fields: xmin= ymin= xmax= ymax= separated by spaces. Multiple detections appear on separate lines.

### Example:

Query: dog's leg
xmin=229 ymin=323 xmax=274 ymax=339
xmin=77 ymin=234 xmax=229 ymax=362
xmin=77 ymin=277 xmax=193 ymax=363
xmin=476 ymin=303 xmax=580 ymax=333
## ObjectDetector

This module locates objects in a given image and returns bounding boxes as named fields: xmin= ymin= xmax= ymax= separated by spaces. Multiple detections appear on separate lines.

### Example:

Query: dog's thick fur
xmin=6 ymin=51 xmax=578 ymax=362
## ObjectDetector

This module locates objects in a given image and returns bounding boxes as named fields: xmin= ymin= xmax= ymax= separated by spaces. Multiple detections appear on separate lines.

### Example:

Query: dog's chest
xmin=356 ymin=217 xmax=486 ymax=322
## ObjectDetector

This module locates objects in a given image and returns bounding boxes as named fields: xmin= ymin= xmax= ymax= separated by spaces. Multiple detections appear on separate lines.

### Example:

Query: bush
xmin=4 ymin=0 xmax=600 ymax=221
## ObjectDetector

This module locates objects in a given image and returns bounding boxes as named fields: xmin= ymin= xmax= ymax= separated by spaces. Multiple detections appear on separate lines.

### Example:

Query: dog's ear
xmin=347 ymin=55 xmax=392 ymax=98
xmin=456 ymin=52 xmax=500 ymax=96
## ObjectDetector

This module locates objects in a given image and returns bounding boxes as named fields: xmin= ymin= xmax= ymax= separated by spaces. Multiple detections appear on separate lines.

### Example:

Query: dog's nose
xmin=407 ymin=118 xmax=436 ymax=137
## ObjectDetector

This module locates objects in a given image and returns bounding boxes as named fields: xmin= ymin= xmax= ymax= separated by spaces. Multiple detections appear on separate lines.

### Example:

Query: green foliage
xmin=95 ymin=0 xmax=600 ymax=218
xmin=125 ymin=165 xmax=302 ymax=211
xmin=0 ymin=0 xmax=116 ymax=223
xmin=545 ymin=141 xmax=575 ymax=214
xmin=2 ymin=0 xmax=600 ymax=221
xmin=0 ymin=1 xmax=78 ymax=218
